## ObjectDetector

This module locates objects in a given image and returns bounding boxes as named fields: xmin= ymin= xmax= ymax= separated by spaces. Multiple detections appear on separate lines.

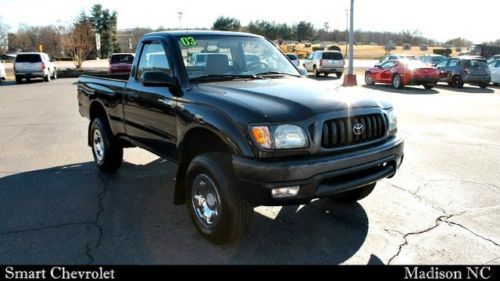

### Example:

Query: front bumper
xmin=233 ymin=136 xmax=404 ymax=205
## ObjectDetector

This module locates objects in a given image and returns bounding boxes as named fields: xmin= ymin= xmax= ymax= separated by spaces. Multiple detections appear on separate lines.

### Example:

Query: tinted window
xmin=432 ymin=56 xmax=446 ymax=62
xmin=15 ymin=54 xmax=42 ymax=63
xmin=137 ymin=42 xmax=171 ymax=79
xmin=322 ymin=52 xmax=343 ymax=60
xmin=110 ymin=54 xmax=134 ymax=64
xmin=465 ymin=59 xmax=488 ymax=68
xmin=286 ymin=54 xmax=298 ymax=60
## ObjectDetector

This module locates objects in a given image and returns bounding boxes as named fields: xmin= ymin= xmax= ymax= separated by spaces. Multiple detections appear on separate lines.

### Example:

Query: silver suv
xmin=304 ymin=51 xmax=345 ymax=78
xmin=14 ymin=52 xmax=57 ymax=83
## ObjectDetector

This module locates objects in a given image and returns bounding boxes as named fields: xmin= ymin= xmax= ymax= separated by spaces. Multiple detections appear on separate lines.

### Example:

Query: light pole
xmin=177 ymin=11 xmax=183 ymax=30
xmin=345 ymin=9 xmax=348 ymax=57
xmin=343 ymin=0 xmax=357 ymax=86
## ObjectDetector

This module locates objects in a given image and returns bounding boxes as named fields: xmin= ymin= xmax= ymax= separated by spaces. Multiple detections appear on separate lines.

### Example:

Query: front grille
xmin=321 ymin=114 xmax=387 ymax=148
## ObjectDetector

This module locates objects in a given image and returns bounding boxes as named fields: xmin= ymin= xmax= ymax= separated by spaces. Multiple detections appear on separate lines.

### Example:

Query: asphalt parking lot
xmin=0 ymin=77 xmax=499 ymax=265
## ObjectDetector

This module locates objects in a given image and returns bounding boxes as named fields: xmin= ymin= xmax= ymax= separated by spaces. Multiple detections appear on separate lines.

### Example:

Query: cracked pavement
xmin=0 ymin=78 xmax=499 ymax=264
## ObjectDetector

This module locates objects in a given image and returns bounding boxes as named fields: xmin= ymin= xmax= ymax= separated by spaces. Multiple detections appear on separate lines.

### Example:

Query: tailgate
xmin=15 ymin=62 xmax=42 ymax=72
xmin=322 ymin=59 xmax=344 ymax=67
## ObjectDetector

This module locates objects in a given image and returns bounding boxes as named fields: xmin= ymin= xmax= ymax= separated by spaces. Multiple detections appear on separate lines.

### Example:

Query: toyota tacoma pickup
xmin=77 ymin=31 xmax=404 ymax=244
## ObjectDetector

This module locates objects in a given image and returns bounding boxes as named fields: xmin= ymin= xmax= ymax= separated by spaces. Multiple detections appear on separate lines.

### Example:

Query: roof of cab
xmin=143 ymin=30 xmax=263 ymax=39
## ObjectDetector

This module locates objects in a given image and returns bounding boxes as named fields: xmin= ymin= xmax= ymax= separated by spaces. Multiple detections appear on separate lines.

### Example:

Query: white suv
xmin=14 ymin=52 xmax=57 ymax=83
xmin=304 ymin=51 xmax=345 ymax=78
xmin=0 ymin=60 xmax=6 ymax=83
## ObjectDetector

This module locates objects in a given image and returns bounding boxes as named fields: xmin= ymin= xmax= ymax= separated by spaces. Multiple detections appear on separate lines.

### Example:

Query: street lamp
xmin=177 ymin=11 xmax=183 ymax=30
xmin=343 ymin=0 xmax=357 ymax=86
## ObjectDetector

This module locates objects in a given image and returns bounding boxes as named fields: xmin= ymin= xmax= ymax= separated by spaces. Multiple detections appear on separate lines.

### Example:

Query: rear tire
xmin=479 ymin=83 xmax=488 ymax=89
xmin=186 ymin=152 xmax=254 ymax=244
xmin=424 ymin=85 xmax=434 ymax=90
xmin=44 ymin=74 xmax=50 ymax=82
xmin=330 ymin=183 xmax=376 ymax=203
xmin=336 ymin=72 xmax=343 ymax=78
xmin=392 ymin=74 xmax=403 ymax=89
xmin=323 ymin=72 xmax=329 ymax=77
xmin=90 ymin=118 xmax=123 ymax=172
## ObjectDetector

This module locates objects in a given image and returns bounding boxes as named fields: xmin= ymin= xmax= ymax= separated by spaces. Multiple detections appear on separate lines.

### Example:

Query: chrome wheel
xmin=191 ymin=174 xmax=221 ymax=228
xmin=93 ymin=129 xmax=105 ymax=164
xmin=393 ymin=75 xmax=401 ymax=88
xmin=365 ymin=72 xmax=373 ymax=85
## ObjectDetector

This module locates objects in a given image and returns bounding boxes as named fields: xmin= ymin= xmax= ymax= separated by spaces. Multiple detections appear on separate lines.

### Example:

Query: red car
xmin=365 ymin=60 xmax=440 ymax=89
xmin=108 ymin=53 xmax=135 ymax=74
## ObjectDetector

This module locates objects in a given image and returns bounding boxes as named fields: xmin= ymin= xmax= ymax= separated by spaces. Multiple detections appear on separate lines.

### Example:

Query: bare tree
xmin=64 ymin=20 xmax=95 ymax=68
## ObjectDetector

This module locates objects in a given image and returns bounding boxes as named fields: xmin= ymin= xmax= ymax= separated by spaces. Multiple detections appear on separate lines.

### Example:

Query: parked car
xmin=487 ymin=54 xmax=500 ymax=63
xmin=14 ymin=52 xmax=57 ymax=83
xmin=377 ymin=54 xmax=415 ymax=65
xmin=285 ymin=53 xmax=300 ymax=67
xmin=77 ymin=31 xmax=404 ymax=244
xmin=418 ymin=54 xmax=447 ymax=67
xmin=303 ymin=51 xmax=345 ymax=78
xmin=435 ymin=57 xmax=490 ymax=88
xmin=488 ymin=59 xmax=500 ymax=85
xmin=365 ymin=59 xmax=440 ymax=89
xmin=0 ymin=60 xmax=6 ymax=82
xmin=109 ymin=53 xmax=134 ymax=74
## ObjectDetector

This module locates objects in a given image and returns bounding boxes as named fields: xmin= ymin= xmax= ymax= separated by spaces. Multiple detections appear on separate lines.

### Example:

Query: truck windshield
xmin=177 ymin=35 xmax=300 ymax=79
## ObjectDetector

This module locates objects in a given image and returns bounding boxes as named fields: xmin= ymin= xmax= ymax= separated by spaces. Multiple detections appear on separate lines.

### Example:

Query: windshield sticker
xmin=180 ymin=37 xmax=197 ymax=47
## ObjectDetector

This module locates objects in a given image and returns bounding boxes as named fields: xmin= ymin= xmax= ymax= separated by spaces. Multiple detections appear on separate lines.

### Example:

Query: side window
xmin=436 ymin=60 xmax=448 ymax=68
xmin=136 ymin=42 xmax=171 ymax=80
xmin=382 ymin=61 xmax=395 ymax=69
xmin=448 ymin=59 xmax=459 ymax=67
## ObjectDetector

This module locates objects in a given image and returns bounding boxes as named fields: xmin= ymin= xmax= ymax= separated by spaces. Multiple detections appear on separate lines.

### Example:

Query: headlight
xmin=250 ymin=124 xmax=308 ymax=150
xmin=386 ymin=109 xmax=398 ymax=135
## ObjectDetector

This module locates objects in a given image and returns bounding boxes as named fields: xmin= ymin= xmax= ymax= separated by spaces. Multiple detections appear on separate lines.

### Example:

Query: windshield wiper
xmin=191 ymin=74 xmax=262 ymax=81
xmin=253 ymin=71 xmax=301 ymax=78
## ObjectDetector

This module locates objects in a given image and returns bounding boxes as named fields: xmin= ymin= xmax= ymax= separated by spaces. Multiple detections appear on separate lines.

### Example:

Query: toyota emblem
xmin=353 ymin=123 xmax=364 ymax=135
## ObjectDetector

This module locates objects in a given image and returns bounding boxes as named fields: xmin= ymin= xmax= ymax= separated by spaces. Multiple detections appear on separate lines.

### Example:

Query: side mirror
xmin=141 ymin=71 xmax=178 ymax=88
xmin=297 ymin=66 xmax=308 ymax=77
xmin=375 ymin=63 xmax=381 ymax=68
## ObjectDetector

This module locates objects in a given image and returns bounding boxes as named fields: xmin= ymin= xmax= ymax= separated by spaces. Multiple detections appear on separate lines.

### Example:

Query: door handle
xmin=128 ymin=93 xmax=138 ymax=100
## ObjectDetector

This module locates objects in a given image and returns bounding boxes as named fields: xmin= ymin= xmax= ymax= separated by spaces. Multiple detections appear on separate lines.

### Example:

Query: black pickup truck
xmin=77 ymin=31 xmax=404 ymax=244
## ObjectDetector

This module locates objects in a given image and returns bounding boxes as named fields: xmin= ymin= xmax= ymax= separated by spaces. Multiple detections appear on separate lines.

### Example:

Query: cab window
xmin=136 ymin=42 xmax=171 ymax=80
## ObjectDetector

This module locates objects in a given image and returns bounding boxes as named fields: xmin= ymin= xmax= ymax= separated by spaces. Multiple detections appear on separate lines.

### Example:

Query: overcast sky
xmin=1 ymin=0 xmax=498 ymax=42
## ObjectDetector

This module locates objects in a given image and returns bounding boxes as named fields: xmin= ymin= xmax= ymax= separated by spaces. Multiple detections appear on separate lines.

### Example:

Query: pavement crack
xmin=386 ymin=182 xmax=448 ymax=214
xmin=441 ymin=220 xmax=500 ymax=247
xmin=86 ymin=172 xmax=109 ymax=265
xmin=387 ymin=213 xmax=463 ymax=265
xmin=0 ymin=222 xmax=94 ymax=237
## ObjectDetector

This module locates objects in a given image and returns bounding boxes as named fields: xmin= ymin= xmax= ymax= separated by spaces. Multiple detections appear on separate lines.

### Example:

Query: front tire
xmin=186 ymin=152 xmax=254 ymax=244
xmin=479 ymin=83 xmax=488 ymax=89
xmin=424 ymin=85 xmax=434 ymax=90
xmin=15 ymin=76 xmax=23 ymax=84
xmin=313 ymin=66 xmax=320 ymax=78
xmin=330 ymin=183 xmax=376 ymax=203
xmin=452 ymin=75 xmax=464 ymax=88
xmin=365 ymin=72 xmax=375 ymax=85
xmin=51 ymin=69 xmax=58 ymax=79
xmin=44 ymin=73 xmax=51 ymax=82
xmin=90 ymin=118 xmax=123 ymax=172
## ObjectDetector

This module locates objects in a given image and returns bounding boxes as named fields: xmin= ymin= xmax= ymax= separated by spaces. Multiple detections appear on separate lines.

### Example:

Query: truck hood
xmin=196 ymin=77 xmax=391 ymax=122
